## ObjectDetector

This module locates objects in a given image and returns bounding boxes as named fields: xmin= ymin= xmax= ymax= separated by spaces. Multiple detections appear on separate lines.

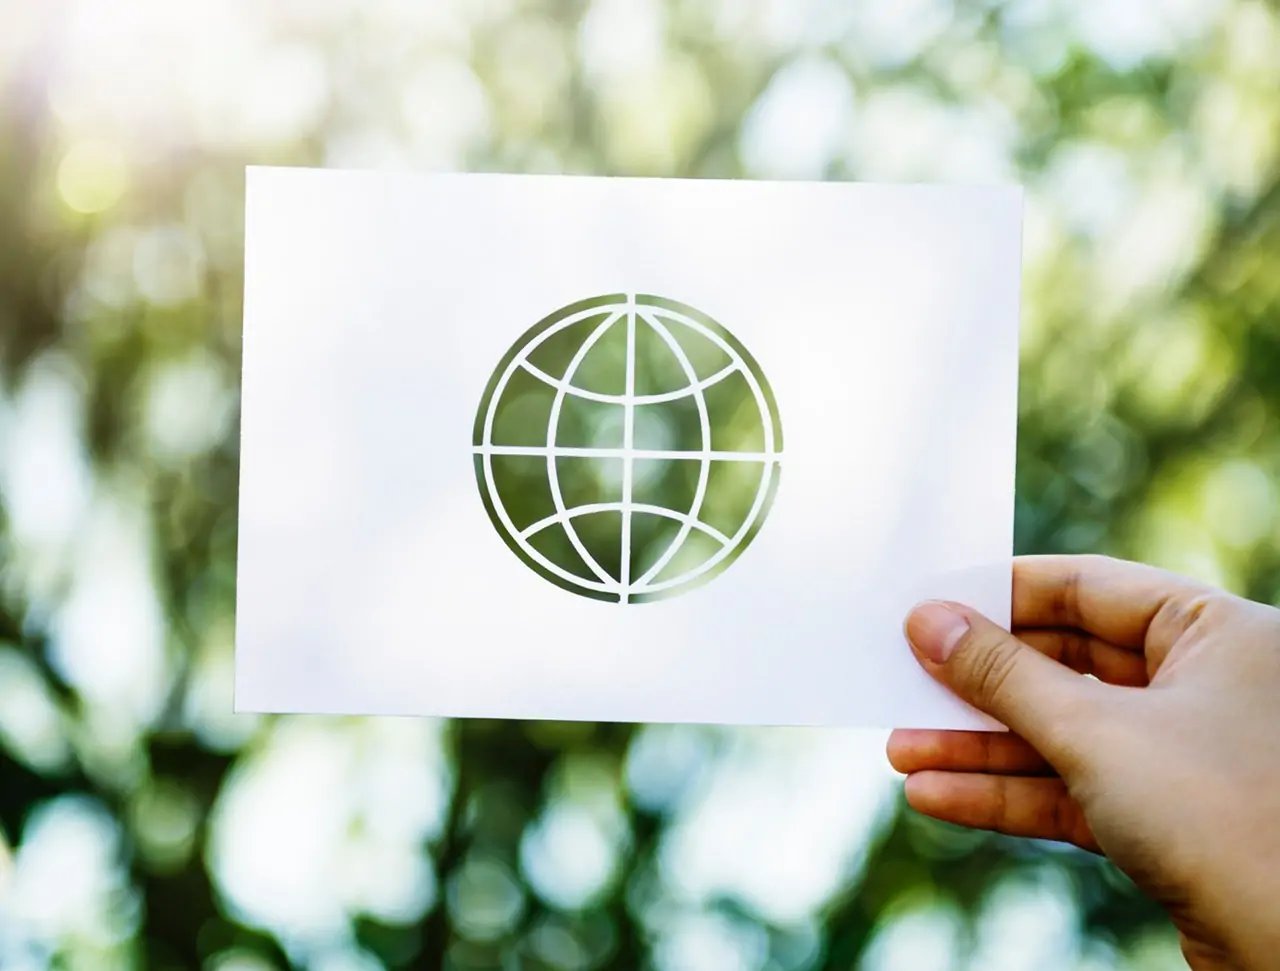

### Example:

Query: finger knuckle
xmin=1061 ymin=630 xmax=1092 ymax=672
xmin=981 ymin=775 xmax=1011 ymax=832
xmin=1078 ymin=553 xmax=1116 ymax=572
xmin=1148 ymin=590 xmax=1217 ymax=647
xmin=964 ymin=635 xmax=1020 ymax=710
xmin=1048 ymin=786 xmax=1073 ymax=837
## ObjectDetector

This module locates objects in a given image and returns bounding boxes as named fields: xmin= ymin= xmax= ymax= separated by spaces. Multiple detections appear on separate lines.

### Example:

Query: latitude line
xmin=619 ymin=296 xmax=637 ymax=603
xmin=520 ymin=501 xmax=732 ymax=547
xmin=518 ymin=359 xmax=740 ymax=406
xmin=475 ymin=445 xmax=781 ymax=462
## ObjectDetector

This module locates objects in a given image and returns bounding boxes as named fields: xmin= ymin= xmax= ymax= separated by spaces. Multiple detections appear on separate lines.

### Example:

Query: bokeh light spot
xmin=56 ymin=140 xmax=127 ymax=214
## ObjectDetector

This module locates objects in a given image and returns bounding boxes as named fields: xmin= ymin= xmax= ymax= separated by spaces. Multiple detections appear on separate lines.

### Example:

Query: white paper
xmin=235 ymin=167 xmax=1020 ymax=728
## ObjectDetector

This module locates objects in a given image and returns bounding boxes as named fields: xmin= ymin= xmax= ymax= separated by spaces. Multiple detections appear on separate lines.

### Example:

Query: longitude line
xmin=632 ymin=310 xmax=713 ymax=590
xmin=619 ymin=295 xmax=637 ymax=604
xmin=543 ymin=313 xmax=621 ymax=587
xmin=652 ymin=308 xmax=774 ymax=455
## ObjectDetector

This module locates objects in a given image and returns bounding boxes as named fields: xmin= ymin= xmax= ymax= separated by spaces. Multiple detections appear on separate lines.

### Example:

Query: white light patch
xmin=658 ymin=730 xmax=896 ymax=923
xmin=1095 ymin=163 xmax=1214 ymax=308
xmin=739 ymin=58 xmax=854 ymax=179
xmin=626 ymin=725 xmax=715 ymax=812
xmin=851 ymin=87 xmax=1015 ymax=182
xmin=1042 ymin=142 xmax=1133 ymax=240
xmin=862 ymin=906 xmax=964 ymax=971
xmin=653 ymin=911 xmax=768 ymax=971
xmin=846 ymin=0 xmax=954 ymax=68
xmin=132 ymin=225 xmax=206 ymax=307
xmin=0 ymin=359 xmax=92 ymax=562
xmin=0 ymin=649 xmax=72 ymax=774
xmin=578 ymin=0 xmax=665 ymax=83
xmin=520 ymin=802 xmax=620 ymax=911
xmin=143 ymin=353 xmax=233 ymax=462
xmin=969 ymin=871 xmax=1081 ymax=971
xmin=400 ymin=60 xmax=493 ymax=168
xmin=208 ymin=718 xmax=450 ymax=949
xmin=50 ymin=493 xmax=168 ymax=729
xmin=236 ymin=42 xmax=329 ymax=146
xmin=0 ymin=796 xmax=138 ymax=951
xmin=1070 ymin=0 xmax=1223 ymax=69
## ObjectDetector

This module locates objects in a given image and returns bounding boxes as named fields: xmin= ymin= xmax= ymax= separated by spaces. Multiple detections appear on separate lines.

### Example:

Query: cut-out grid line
xmin=477 ymin=294 xmax=781 ymax=603
xmin=629 ymin=301 xmax=779 ymax=595
xmin=481 ymin=453 xmax=620 ymax=596
xmin=542 ymin=313 xmax=622 ymax=588
xmin=475 ymin=446 xmax=781 ymax=462
xmin=481 ymin=305 xmax=626 ymax=446
xmin=619 ymin=298 xmax=638 ymax=603
xmin=478 ymin=308 xmax=626 ymax=592
xmin=518 ymin=359 xmax=739 ymax=405
xmin=644 ymin=306 xmax=776 ymax=456
xmin=639 ymin=460 xmax=778 ymax=595
xmin=633 ymin=310 xmax=714 ymax=591
xmin=520 ymin=501 xmax=732 ymax=547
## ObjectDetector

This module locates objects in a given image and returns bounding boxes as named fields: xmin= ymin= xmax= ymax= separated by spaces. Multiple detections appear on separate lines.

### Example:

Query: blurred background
xmin=1 ymin=0 xmax=1278 ymax=968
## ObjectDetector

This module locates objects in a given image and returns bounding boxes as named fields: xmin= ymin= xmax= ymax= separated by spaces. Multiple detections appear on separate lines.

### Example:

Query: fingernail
xmin=905 ymin=601 xmax=970 ymax=664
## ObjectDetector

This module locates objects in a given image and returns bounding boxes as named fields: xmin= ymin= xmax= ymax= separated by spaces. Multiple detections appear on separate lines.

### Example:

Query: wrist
xmin=1193 ymin=823 xmax=1280 ymax=969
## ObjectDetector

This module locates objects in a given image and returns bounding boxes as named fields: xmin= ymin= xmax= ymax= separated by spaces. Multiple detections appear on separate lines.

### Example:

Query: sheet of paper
xmin=236 ymin=167 xmax=1020 ymax=728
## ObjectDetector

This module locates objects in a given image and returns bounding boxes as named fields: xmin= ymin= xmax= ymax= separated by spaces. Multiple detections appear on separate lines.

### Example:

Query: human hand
xmin=887 ymin=555 xmax=1280 ymax=970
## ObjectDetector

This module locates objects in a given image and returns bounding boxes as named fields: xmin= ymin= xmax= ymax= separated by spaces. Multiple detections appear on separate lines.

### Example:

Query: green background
xmin=1 ymin=1 xmax=1279 ymax=969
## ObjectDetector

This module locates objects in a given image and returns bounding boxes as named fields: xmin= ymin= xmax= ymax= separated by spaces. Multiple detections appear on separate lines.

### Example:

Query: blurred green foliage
xmin=1 ymin=1 xmax=1278 ymax=969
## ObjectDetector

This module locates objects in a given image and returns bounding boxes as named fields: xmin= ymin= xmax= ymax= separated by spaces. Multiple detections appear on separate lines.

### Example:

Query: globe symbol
xmin=472 ymin=293 xmax=782 ymax=604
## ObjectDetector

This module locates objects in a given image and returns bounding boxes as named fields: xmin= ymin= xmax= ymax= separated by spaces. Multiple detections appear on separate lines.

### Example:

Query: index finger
xmin=1013 ymin=554 xmax=1209 ymax=648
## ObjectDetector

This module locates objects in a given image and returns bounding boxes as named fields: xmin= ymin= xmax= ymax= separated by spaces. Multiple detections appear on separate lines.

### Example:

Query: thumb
xmin=905 ymin=600 xmax=1104 ymax=764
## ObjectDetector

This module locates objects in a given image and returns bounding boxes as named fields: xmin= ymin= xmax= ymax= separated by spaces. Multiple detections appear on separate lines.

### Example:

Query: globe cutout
xmin=472 ymin=294 xmax=782 ymax=603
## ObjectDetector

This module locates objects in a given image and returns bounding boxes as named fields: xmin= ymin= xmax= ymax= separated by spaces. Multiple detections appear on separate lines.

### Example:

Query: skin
xmin=887 ymin=555 xmax=1280 ymax=970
